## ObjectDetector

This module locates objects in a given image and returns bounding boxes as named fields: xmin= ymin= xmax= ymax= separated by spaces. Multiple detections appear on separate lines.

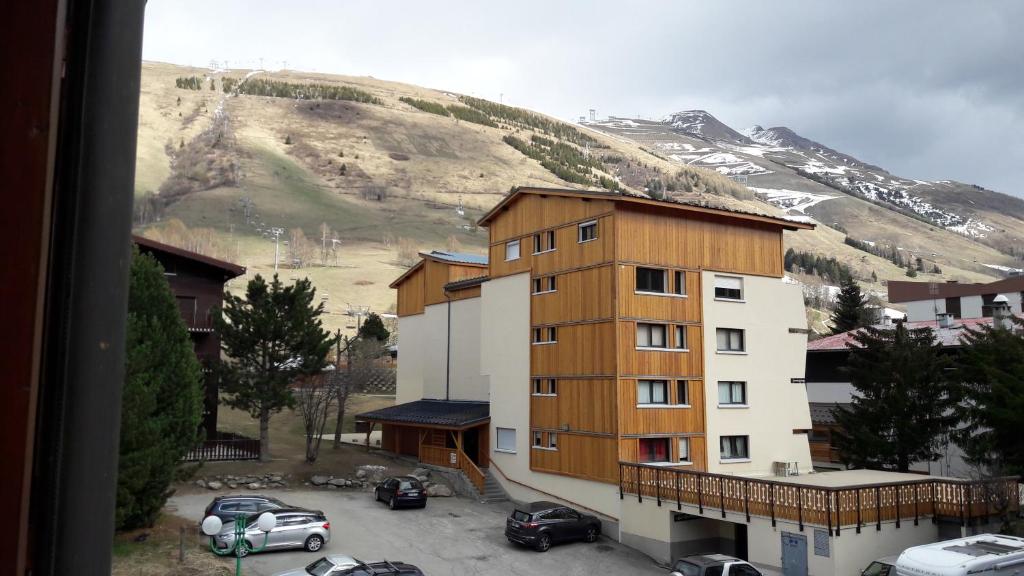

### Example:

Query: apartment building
xmin=889 ymin=276 xmax=1024 ymax=322
xmin=360 ymin=187 xmax=1012 ymax=574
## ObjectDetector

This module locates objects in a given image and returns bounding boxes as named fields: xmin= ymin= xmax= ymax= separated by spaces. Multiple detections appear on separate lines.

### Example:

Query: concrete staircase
xmin=481 ymin=468 xmax=508 ymax=503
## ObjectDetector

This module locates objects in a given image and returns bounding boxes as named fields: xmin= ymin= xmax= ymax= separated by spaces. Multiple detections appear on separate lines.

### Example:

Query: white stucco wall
xmin=961 ymin=295 xmax=983 ymax=319
xmin=395 ymin=314 xmax=426 ymax=405
xmin=905 ymin=299 xmax=943 ymax=322
xmin=702 ymin=272 xmax=813 ymax=476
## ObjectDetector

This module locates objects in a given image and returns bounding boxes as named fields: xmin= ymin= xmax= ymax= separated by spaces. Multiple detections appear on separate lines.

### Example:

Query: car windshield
xmin=306 ymin=557 xmax=337 ymax=576
xmin=674 ymin=561 xmax=702 ymax=576
xmin=511 ymin=510 xmax=532 ymax=522
xmin=399 ymin=480 xmax=421 ymax=490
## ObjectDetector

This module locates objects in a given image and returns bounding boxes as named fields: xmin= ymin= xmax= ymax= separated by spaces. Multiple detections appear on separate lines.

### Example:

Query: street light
xmin=201 ymin=511 xmax=276 ymax=576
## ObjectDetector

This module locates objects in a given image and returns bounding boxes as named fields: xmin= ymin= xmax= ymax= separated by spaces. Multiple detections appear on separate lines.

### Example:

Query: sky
xmin=143 ymin=0 xmax=1024 ymax=198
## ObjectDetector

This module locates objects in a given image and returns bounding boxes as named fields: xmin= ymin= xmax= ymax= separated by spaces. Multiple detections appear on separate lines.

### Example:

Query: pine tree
xmin=830 ymin=273 xmax=868 ymax=334
xmin=116 ymin=248 xmax=203 ymax=530
xmin=906 ymin=264 xmax=918 ymax=277
xmin=216 ymin=274 xmax=336 ymax=461
xmin=358 ymin=312 xmax=390 ymax=342
xmin=832 ymin=323 xmax=957 ymax=472
xmin=871 ymin=271 xmax=878 ymax=283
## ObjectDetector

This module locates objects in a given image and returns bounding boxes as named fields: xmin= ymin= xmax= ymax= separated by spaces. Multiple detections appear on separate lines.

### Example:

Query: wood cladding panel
xmin=447 ymin=285 xmax=481 ymax=302
xmin=488 ymin=214 xmax=614 ymax=279
xmin=617 ymin=379 xmax=706 ymax=436
xmin=618 ymin=266 xmax=702 ymax=322
xmin=615 ymin=206 xmax=784 ymax=277
xmin=531 ymin=322 xmax=615 ymax=376
xmin=489 ymin=193 xmax=614 ymax=243
xmin=423 ymin=260 xmax=486 ymax=307
xmin=618 ymin=436 xmax=707 ymax=472
xmin=618 ymin=322 xmax=703 ymax=377
xmin=530 ymin=434 xmax=618 ymax=484
xmin=396 ymin=265 xmax=426 ymax=317
xmin=531 ymin=266 xmax=614 ymax=325
xmin=530 ymin=379 xmax=617 ymax=434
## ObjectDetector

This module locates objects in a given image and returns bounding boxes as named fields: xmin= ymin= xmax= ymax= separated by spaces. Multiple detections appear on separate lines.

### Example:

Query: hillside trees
xmin=830 ymin=273 xmax=869 ymax=334
xmin=784 ymin=248 xmax=852 ymax=284
xmin=231 ymin=78 xmax=381 ymax=104
xmin=399 ymin=96 xmax=450 ymax=116
xmin=216 ymin=275 xmax=336 ymax=461
xmin=358 ymin=313 xmax=390 ymax=342
xmin=175 ymin=75 xmax=203 ymax=90
xmin=289 ymin=228 xmax=314 ymax=268
xmin=116 ymin=248 xmax=203 ymax=530
xmin=832 ymin=323 xmax=957 ymax=472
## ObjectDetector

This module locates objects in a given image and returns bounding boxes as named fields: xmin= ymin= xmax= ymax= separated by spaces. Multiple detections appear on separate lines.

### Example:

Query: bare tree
xmin=446 ymin=234 xmax=462 ymax=253
xmin=397 ymin=237 xmax=419 ymax=267
xmin=319 ymin=222 xmax=331 ymax=267
xmin=289 ymin=228 xmax=314 ymax=268
xmin=294 ymin=371 xmax=337 ymax=463
xmin=331 ymin=335 xmax=390 ymax=449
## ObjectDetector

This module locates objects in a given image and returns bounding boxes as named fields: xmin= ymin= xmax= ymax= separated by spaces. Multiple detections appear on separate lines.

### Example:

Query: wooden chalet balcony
xmin=619 ymin=462 xmax=1020 ymax=535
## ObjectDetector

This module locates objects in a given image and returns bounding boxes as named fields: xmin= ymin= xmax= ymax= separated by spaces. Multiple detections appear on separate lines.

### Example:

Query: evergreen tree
xmin=117 ymin=249 xmax=203 ymax=530
xmin=871 ymin=270 xmax=878 ymax=283
xmin=830 ymin=273 xmax=868 ymax=334
xmin=954 ymin=316 xmax=1024 ymax=476
xmin=832 ymin=323 xmax=957 ymax=472
xmin=358 ymin=312 xmax=390 ymax=342
xmin=905 ymin=264 xmax=918 ymax=277
xmin=216 ymin=275 xmax=336 ymax=461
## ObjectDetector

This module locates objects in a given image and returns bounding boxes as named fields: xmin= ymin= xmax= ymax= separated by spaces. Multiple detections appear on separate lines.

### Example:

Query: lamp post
xmin=201 ymin=511 xmax=276 ymax=576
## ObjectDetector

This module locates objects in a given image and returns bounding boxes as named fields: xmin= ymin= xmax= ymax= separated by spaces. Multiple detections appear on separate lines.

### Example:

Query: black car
xmin=373 ymin=476 xmax=427 ymax=510
xmin=204 ymin=495 xmax=291 ymax=522
xmin=505 ymin=501 xmax=601 ymax=552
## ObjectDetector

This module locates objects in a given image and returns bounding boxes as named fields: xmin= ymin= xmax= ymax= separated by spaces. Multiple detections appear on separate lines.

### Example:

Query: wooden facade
xmin=479 ymin=187 xmax=810 ymax=485
xmin=392 ymin=253 xmax=487 ymax=317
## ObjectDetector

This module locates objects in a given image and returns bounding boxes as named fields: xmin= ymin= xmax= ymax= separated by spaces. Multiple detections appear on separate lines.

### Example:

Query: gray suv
xmin=205 ymin=495 xmax=290 ymax=522
xmin=212 ymin=508 xmax=331 ymax=556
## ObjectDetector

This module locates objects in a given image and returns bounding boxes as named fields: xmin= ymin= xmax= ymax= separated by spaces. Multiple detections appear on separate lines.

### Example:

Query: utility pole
xmin=269 ymin=227 xmax=284 ymax=271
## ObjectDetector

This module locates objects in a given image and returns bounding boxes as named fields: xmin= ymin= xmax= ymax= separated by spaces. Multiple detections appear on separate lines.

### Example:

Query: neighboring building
xmin=134 ymin=235 xmax=245 ymax=436
xmin=889 ymin=276 xmax=1024 ymax=323
xmin=361 ymin=187 xmax=1013 ymax=574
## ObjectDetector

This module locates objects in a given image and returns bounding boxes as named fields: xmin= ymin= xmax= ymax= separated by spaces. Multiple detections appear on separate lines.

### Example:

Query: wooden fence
xmin=183 ymin=436 xmax=260 ymax=462
xmin=619 ymin=462 xmax=1020 ymax=535
xmin=458 ymin=449 xmax=487 ymax=493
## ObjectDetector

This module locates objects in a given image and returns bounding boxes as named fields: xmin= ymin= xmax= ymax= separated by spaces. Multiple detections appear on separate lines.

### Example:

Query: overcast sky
xmin=144 ymin=1 xmax=1024 ymax=198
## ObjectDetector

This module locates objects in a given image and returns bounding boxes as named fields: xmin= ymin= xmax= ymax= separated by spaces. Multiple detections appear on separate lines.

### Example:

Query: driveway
xmin=168 ymin=488 xmax=669 ymax=576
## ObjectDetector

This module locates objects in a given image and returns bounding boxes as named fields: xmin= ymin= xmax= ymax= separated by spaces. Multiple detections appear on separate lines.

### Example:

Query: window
xmin=720 ymin=435 xmax=750 ymax=460
xmin=547 ymin=432 xmax=558 ymax=449
xmin=638 ymin=438 xmax=670 ymax=463
xmin=718 ymin=381 xmax=747 ymax=405
xmin=533 ymin=233 xmax=543 ymax=254
xmin=548 ymin=379 xmax=557 ymax=395
xmin=496 ymin=427 xmax=516 ymax=453
xmin=637 ymin=380 xmax=668 ymax=405
xmin=533 ymin=230 xmax=557 ymax=253
xmin=678 ymin=438 xmax=691 ymax=463
xmin=547 ymin=276 xmax=556 ymax=291
xmin=578 ymin=220 xmax=597 ymax=243
xmin=532 ymin=378 xmax=543 ymax=394
xmin=714 ymin=276 xmax=743 ymax=300
xmin=675 ymin=380 xmax=689 ymax=405
xmin=673 ymin=270 xmax=686 ymax=295
xmin=716 ymin=328 xmax=745 ymax=352
xmin=673 ymin=325 xmax=687 ymax=349
xmin=532 ymin=378 xmax=556 ymax=395
xmin=636 ymin=323 xmax=667 ymax=348
xmin=532 ymin=431 xmax=542 ymax=447
xmin=636 ymin=267 xmax=667 ymax=293
xmin=506 ymin=239 xmax=520 ymax=261
xmin=531 ymin=276 xmax=556 ymax=294
xmin=809 ymin=429 xmax=830 ymax=443
xmin=532 ymin=278 xmax=542 ymax=294
xmin=546 ymin=230 xmax=556 ymax=251
xmin=731 ymin=565 xmax=762 ymax=576
xmin=533 ymin=326 xmax=557 ymax=344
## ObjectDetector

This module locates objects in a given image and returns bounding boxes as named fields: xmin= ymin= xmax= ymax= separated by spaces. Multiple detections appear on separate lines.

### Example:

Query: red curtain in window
xmin=639 ymin=438 xmax=669 ymax=462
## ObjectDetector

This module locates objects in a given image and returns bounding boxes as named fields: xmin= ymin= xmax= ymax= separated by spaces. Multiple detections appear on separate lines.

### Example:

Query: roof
xmin=444 ymin=275 xmax=489 ymax=291
xmin=133 ymin=234 xmax=245 ymax=278
xmin=809 ymin=402 xmax=850 ymax=426
xmin=807 ymin=317 xmax=995 ymax=351
xmin=357 ymin=399 xmax=489 ymax=429
xmin=779 ymin=468 xmax=951 ymax=488
xmin=898 ymin=534 xmax=1024 ymax=574
xmin=888 ymin=276 xmax=1024 ymax=304
xmin=388 ymin=250 xmax=488 ymax=289
xmin=476 ymin=186 xmax=815 ymax=231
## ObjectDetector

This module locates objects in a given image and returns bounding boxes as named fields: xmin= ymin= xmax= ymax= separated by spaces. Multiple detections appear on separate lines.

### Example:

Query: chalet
xmin=889 ymin=276 xmax=1024 ymax=322
xmin=133 ymin=235 xmax=244 ymax=436
xmin=364 ymin=187 xmax=1016 ymax=574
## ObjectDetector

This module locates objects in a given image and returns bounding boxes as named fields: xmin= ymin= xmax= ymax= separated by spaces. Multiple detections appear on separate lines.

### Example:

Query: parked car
xmin=373 ymin=476 xmax=427 ymax=510
xmin=861 ymin=556 xmax=898 ymax=576
xmin=504 ymin=501 xmax=601 ymax=552
xmin=342 ymin=561 xmax=424 ymax=576
xmin=670 ymin=554 xmax=763 ymax=576
xmin=212 ymin=508 xmax=330 ymax=556
xmin=896 ymin=534 xmax=1024 ymax=576
xmin=204 ymin=495 xmax=291 ymax=522
xmin=273 ymin=554 xmax=361 ymax=576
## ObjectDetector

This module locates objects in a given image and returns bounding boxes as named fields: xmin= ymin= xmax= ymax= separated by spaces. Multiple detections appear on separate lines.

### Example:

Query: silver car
xmin=274 ymin=555 xmax=362 ymax=576
xmin=212 ymin=508 xmax=331 ymax=556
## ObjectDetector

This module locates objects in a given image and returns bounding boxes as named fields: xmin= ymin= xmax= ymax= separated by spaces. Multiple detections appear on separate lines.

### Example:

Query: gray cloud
xmin=143 ymin=0 xmax=1024 ymax=196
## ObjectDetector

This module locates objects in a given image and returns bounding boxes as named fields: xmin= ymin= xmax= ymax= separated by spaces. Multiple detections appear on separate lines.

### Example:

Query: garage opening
xmin=670 ymin=512 xmax=747 ymax=561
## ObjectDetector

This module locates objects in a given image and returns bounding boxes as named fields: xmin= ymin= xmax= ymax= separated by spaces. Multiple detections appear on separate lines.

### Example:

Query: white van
xmin=896 ymin=534 xmax=1024 ymax=576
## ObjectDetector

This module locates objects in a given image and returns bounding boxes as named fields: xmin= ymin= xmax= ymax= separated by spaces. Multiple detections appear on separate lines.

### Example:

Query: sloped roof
xmin=444 ymin=275 xmax=489 ymax=291
xmin=357 ymin=399 xmax=489 ymax=429
xmin=807 ymin=317 xmax=995 ymax=351
xmin=810 ymin=402 xmax=851 ymax=425
xmin=422 ymin=250 xmax=488 ymax=266
xmin=133 ymin=234 xmax=245 ymax=278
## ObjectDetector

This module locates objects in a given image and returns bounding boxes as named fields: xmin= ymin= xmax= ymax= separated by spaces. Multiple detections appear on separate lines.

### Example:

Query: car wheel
xmin=374 ymin=488 xmax=380 ymax=502
xmin=585 ymin=525 xmax=599 ymax=543
xmin=388 ymin=496 xmax=397 ymax=510
xmin=535 ymin=533 xmax=551 ymax=552
xmin=304 ymin=534 xmax=324 ymax=552
xmin=237 ymin=542 xmax=251 ymax=557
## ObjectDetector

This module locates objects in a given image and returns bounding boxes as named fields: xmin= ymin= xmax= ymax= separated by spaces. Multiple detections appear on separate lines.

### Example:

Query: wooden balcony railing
xmin=458 ymin=449 xmax=487 ymax=493
xmin=183 ymin=436 xmax=260 ymax=462
xmin=419 ymin=445 xmax=456 ymax=468
xmin=619 ymin=462 xmax=1020 ymax=535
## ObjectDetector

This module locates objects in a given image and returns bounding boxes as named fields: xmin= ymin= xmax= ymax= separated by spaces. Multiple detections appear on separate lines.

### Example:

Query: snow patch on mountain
xmin=693 ymin=152 xmax=771 ymax=176
xmin=751 ymin=188 xmax=837 ymax=214
xmin=983 ymin=263 xmax=1024 ymax=274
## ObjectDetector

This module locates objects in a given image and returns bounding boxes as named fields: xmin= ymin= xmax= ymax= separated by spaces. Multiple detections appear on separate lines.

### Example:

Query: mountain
xmin=133 ymin=63 xmax=1023 ymax=335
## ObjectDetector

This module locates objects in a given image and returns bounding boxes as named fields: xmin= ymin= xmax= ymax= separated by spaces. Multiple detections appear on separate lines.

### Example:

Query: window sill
xmin=532 ymin=446 xmax=558 ymax=451
xmin=677 ymin=461 xmax=694 ymax=466
xmin=532 ymin=393 xmax=557 ymax=397
xmin=714 ymin=297 xmax=745 ymax=303
xmin=532 ymin=249 xmax=557 ymax=255
xmin=495 ymin=449 xmax=517 ymax=454
xmin=636 ymin=347 xmax=690 ymax=353
xmin=531 ymin=290 xmax=557 ymax=295
xmin=637 ymin=404 xmax=691 ymax=409
xmin=637 ymin=461 xmax=679 ymax=467
xmin=634 ymin=291 xmax=688 ymax=299
xmin=578 ymin=238 xmax=598 ymax=244
xmin=505 ymin=257 xmax=521 ymax=262
xmin=720 ymin=458 xmax=751 ymax=464
xmin=531 ymin=341 xmax=557 ymax=346
xmin=716 ymin=350 xmax=748 ymax=355
xmin=718 ymin=404 xmax=749 ymax=409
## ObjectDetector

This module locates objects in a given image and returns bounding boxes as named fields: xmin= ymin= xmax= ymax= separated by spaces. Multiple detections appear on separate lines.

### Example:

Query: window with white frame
xmin=533 ymin=276 xmax=556 ymax=294
xmin=532 ymin=326 xmax=557 ymax=344
xmin=636 ymin=322 xmax=667 ymax=348
xmin=675 ymin=380 xmax=689 ymax=405
xmin=506 ymin=239 xmax=521 ymax=261
xmin=714 ymin=276 xmax=743 ymax=300
xmin=718 ymin=381 xmax=747 ymax=405
xmin=637 ymin=380 xmax=668 ymax=405
xmin=673 ymin=325 xmax=687 ymax=349
xmin=532 ymin=378 xmax=543 ymax=394
xmin=716 ymin=328 xmax=745 ymax=352
xmin=548 ymin=379 xmax=557 ymax=395
xmin=674 ymin=270 xmax=686 ymax=295
xmin=532 ymin=278 xmax=542 ymax=294
xmin=678 ymin=438 xmax=691 ymax=463
xmin=532 ymin=431 xmax=542 ymax=447
xmin=636 ymin=267 xmax=667 ymax=293
xmin=546 ymin=230 xmax=556 ymax=251
xmin=547 ymin=276 xmax=556 ymax=292
xmin=638 ymin=438 xmax=670 ymax=463
xmin=547 ymin=432 xmax=558 ymax=449
xmin=720 ymin=435 xmax=750 ymax=460
xmin=578 ymin=220 xmax=597 ymax=243
xmin=496 ymin=428 xmax=516 ymax=453
xmin=532 ymin=378 xmax=556 ymax=395
xmin=533 ymin=233 xmax=543 ymax=254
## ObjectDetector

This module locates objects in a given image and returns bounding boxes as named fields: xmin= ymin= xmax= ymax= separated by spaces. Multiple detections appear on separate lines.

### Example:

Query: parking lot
xmin=168 ymin=488 xmax=670 ymax=576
